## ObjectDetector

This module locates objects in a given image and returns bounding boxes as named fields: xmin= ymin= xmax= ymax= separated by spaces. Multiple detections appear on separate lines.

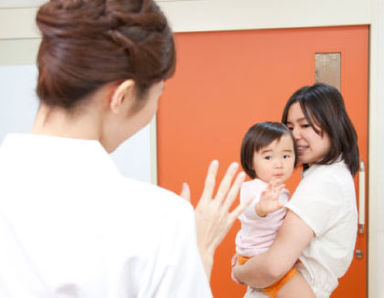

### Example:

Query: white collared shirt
xmin=286 ymin=161 xmax=358 ymax=298
xmin=0 ymin=134 xmax=211 ymax=298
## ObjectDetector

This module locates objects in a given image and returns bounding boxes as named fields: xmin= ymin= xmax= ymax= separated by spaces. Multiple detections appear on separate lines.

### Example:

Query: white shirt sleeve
xmin=284 ymin=163 xmax=357 ymax=297
xmin=153 ymin=204 xmax=212 ymax=297
xmin=129 ymin=196 xmax=212 ymax=298
xmin=286 ymin=168 xmax=346 ymax=236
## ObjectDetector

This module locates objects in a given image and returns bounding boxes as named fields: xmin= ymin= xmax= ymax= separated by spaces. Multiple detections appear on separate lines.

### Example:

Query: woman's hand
xmin=180 ymin=160 xmax=250 ymax=280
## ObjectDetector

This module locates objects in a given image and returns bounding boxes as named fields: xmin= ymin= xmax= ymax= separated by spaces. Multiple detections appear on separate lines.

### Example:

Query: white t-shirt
xmin=0 ymin=134 xmax=211 ymax=298
xmin=244 ymin=161 xmax=357 ymax=298
xmin=286 ymin=161 xmax=357 ymax=298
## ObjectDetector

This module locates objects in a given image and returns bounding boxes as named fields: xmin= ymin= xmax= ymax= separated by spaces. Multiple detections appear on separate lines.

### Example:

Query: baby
xmin=233 ymin=122 xmax=313 ymax=297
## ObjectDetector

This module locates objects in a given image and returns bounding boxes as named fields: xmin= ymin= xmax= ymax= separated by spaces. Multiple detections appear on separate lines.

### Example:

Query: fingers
xmin=212 ymin=169 xmax=247 ymax=238
xmin=215 ymin=162 xmax=240 ymax=204
xmin=260 ymin=189 xmax=267 ymax=198
xmin=270 ymin=183 xmax=285 ymax=199
xmin=200 ymin=160 xmax=219 ymax=203
xmin=275 ymin=183 xmax=285 ymax=194
xmin=180 ymin=182 xmax=191 ymax=202
xmin=266 ymin=179 xmax=285 ymax=197
xmin=194 ymin=159 xmax=247 ymax=276
xmin=222 ymin=170 xmax=246 ymax=211
xmin=201 ymin=161 xmax=246 ymax=217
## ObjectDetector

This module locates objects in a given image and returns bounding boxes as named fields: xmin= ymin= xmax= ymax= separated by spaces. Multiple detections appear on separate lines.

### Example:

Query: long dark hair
xmin=36 ymin=0 xmax=176 ymax=109
xmin=282 ymin=83 xmax=360 ymax=176
xmin=240 ymin=122 xmax=297 ymax=179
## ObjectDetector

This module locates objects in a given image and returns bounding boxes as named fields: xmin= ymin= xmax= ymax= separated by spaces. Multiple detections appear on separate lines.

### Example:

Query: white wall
xmin=0 ymin=0 xmax=383 ymax=296
xmin=0 ymin=63 xmax=156 ymax=184
xmin=0 ymin=0 xmax=371 ymax=39
xmin=159 ymin=0 xmax=370 ymax=32
xmin=368 ymin=1 xmax=384 ymax=297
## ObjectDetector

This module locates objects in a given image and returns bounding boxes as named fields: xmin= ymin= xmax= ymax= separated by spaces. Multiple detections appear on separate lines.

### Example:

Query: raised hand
xmin=180 ymin=160 xmax=250 ymax=280
xmin=255 ymin=178 xmax=285 ymax=217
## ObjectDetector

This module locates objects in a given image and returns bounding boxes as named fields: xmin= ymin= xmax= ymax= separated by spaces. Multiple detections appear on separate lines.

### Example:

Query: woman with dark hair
xmin=0 ymin=0 xmax=248 ymax=297
xmin=281 ymin=83 xmax=360 ymax=175
xmin=233 ymin=83 xmax=359 ymax=298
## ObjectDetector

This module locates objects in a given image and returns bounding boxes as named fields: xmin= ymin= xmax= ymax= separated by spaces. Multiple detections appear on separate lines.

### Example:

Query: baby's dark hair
xmin=240 ymin=121 xmax=297 ymax=179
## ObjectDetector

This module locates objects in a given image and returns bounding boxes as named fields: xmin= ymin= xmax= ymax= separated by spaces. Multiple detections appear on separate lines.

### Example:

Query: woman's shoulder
xmin=98 ymin=177 xmax=196 ymax=242
xmin=296 ymin=160 xmax=355 ymax=204
xmin=303 ymin=160 xmax=352 ymax=184
xmin=288 ymin=161 xmax=357 ymax=236
xmin=118 ymin=176 xmax=194 ymax=215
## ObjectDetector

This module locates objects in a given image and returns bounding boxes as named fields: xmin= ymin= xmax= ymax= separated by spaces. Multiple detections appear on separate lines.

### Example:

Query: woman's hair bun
xmin=36 ymin=0 xmax=176 ymax=109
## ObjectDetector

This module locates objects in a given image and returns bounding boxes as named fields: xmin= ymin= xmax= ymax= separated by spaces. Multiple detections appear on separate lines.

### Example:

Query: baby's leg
xmin=276 ymin=271 xmax=314 ymax=298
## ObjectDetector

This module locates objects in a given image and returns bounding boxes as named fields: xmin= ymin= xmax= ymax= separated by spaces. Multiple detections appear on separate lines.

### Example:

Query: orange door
xmin=157 ymin=26 xmax=368 ymax=297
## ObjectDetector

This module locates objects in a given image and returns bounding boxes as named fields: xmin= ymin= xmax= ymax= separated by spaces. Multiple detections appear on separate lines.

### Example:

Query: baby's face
xmin=252 ymin=134 xmax=295 ymax=183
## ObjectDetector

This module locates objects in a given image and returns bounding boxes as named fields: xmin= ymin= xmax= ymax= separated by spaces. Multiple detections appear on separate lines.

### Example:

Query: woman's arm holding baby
xmin=233 ymin=210 xmax=314 ymax=288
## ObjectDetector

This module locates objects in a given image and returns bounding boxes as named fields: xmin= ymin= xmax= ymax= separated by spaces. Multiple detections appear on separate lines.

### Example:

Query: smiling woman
xmin=284 ymin=102 xmax=331 ymax=166
xmin=233 ymin=83 xmax=360 ymax=298
xmin=282 ymin=83 xmax=359 ymax=175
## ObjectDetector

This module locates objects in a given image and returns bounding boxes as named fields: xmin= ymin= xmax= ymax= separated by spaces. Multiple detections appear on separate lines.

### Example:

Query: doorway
xmin=157 ymin=26 xmax=368 ymax=297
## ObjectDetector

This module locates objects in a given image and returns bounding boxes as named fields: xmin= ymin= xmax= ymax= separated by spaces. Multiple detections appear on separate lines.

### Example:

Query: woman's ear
xmin=109 ymin=79 xmax=135 ymax=114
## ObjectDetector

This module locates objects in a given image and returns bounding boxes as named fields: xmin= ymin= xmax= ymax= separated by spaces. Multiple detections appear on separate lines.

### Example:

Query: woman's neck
xmin=31 ymin=103 xmax=103 ymax=141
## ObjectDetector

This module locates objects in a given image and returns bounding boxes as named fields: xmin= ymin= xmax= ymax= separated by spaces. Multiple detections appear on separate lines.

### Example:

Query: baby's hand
xmin=255 ymin=179 xmax=285 ymax=217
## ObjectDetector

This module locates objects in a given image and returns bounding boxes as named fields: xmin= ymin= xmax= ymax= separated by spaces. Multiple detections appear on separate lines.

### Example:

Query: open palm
xmin=256 ymin=180 xmax=285 ymax=217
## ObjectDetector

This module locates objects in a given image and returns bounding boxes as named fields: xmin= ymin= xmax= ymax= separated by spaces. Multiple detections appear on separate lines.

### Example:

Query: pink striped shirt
xmin=235 ymin=179 xmax=289 ymax=257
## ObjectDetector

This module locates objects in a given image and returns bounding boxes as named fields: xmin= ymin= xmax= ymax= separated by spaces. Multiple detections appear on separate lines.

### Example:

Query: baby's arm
xmin=255 ymin=179 xmax=285 ymax=217
xmin=276 ymin=270 xmax=315 ymax=298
